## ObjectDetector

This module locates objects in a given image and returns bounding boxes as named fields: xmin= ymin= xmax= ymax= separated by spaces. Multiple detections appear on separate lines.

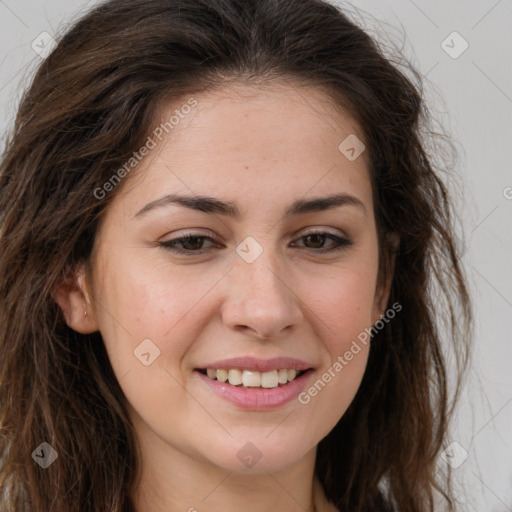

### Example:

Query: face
xmin=62 ymin=83 xmax=392 ymax=475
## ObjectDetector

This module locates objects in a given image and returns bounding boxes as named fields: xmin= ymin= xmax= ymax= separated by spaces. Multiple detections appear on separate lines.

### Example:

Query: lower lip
xmin=196 ymin=370 xmax=313 ymax=410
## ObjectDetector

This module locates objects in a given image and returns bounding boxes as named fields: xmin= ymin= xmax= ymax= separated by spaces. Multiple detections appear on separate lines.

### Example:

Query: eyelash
xmin=158 ymin=230 xmax=353 ymax=255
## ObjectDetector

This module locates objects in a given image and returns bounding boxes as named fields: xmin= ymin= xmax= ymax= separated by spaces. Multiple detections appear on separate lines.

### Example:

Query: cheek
xmin=297 ymin=262 xmax=376 ymax=416
xmin=93 ymin=255 xmax=224 ymax=376
xmin=304 ymin=263 xmax=378 ymax=346
xmin=91 ymin=260 xmax=206 ymax=425
xmin=311 ymin=342 xmax=370 ymax=439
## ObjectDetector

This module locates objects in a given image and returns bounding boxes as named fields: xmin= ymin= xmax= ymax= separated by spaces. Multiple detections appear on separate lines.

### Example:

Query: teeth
xmin=261 ymin=370 xmax=279 ymax=388
xmin=242 ymin=370 xmax=261 ymax=387
xmin=216 ymin=369 xmax=228 ymax=382
xmin=278 ymin=369 xmax=288 ymax=384
xmin=203 ymin=368 xmax=304 ymax=388
xmin=228 ymin=369 xmax=243 ymax=386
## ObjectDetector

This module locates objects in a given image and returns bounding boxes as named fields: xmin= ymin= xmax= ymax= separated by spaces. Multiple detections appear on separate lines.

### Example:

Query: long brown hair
xmin=0 ymin=0 xmax=472 ymax=510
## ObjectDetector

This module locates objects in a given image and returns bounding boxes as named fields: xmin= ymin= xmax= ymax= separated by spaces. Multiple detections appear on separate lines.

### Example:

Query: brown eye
xmin=178 ymin=236 xmax=207 ymax=251
xmin=158 ymin=230 xmax=352 ymax=256
xmin=159 ymin=233 xmax=220 ymax=254
xmin=303 ymin=233 xmax=328 ymax=249
xmin=292 ymin=231 xmax=353 ymax=253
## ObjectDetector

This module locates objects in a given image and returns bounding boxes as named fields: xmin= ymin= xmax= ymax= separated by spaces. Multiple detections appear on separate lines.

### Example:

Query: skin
xmin=55 ymin=82 xmax=395 ymax=512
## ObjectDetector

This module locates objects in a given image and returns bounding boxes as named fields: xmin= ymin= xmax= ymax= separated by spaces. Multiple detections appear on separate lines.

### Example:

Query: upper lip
xmin=197 ymin=356 xmax=315 ymax=373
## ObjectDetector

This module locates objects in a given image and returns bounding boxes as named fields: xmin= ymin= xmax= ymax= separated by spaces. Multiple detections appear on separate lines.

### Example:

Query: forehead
xmin=109 ymin=82 xmax=372 ymax=220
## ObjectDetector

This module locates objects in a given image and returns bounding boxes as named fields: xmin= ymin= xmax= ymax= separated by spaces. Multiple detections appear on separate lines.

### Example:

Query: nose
xmin=220 ymin=247 xmax=304 ymax=340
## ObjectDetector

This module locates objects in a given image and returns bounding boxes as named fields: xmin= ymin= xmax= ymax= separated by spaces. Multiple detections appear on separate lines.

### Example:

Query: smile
xmin=195 ymin=368 xmax=314 ymax=410
xmin=199 ymin=368 xmax=306 ymax=389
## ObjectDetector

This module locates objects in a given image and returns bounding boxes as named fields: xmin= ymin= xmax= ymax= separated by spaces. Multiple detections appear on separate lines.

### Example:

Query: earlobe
xmin=52 ymin=265 xmax=99 ymax=334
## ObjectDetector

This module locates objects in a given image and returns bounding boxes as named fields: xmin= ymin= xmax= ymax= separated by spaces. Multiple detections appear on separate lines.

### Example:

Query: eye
xmin=158 ymin=229 xmax=353 ymax=256
xmin=291 ymin=229 xmax=353 ymax=253
xmin=158 ymin=231 xmax=220 ymax=254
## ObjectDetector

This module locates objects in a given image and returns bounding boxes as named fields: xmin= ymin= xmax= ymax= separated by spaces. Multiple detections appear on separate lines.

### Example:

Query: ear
xmin=52 ymin=264 xmax=99 ymax=334
xmin=371 ymin=232 xmax=399 ymax=325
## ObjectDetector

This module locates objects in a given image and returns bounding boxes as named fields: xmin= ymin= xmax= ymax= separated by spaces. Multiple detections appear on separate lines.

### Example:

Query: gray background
xmin=0 ymin=1 xmax=510 ymax=510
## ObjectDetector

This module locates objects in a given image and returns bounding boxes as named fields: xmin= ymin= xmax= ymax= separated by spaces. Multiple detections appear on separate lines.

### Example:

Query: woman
xmin=0 ymin=0 xmax=472 ymax=510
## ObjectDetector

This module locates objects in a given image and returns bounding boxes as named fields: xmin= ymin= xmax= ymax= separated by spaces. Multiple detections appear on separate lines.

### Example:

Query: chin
xmin=199 ymin=433 xmax=316 ymax=474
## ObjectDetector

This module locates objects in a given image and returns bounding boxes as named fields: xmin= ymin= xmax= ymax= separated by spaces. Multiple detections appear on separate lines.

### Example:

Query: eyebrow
xmin=133 ymin=192 xmax=367 ymax=220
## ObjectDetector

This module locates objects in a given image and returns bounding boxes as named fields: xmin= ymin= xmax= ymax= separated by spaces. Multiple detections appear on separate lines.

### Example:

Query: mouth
xmin=193 ymin=356 xmax=315 ymax=409
xmin=195 ymin=366 xmax=314 ymax=410
xmin=196 ymin=368 xmax=309 ymax=389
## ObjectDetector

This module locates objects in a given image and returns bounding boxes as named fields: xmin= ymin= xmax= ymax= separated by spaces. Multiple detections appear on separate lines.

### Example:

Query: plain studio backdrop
xmin=0 ymin=1 xmax=510 ymax=510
